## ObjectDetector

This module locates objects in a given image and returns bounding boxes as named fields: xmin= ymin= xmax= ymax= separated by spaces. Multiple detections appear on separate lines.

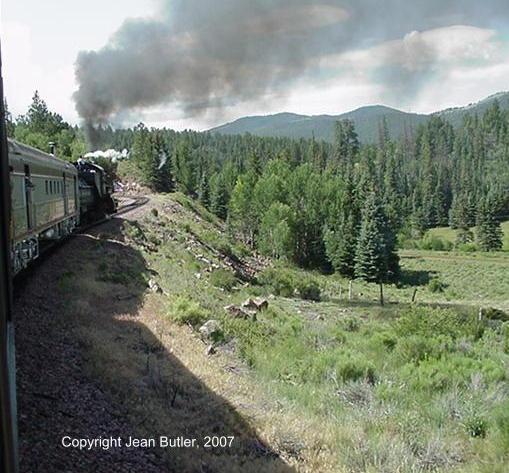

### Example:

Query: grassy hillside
xmin=427 ymin=221 xmax=509 ymax=252
xmin=94 ymin=192 xmax=509 ymax=472
xmin=210 ymin=91 xmax=509 ymax=143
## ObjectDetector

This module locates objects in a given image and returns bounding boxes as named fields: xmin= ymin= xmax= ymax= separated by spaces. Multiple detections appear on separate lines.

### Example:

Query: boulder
xmin=224 ymin=304 xmax=256 ymax=321
xmin=148 ymin=279 xmax=163 ymax=294
xmin=199 ymin=320 xmax=222 ymax=342
xmin=242 ymin=298 xmax=269 ymax=312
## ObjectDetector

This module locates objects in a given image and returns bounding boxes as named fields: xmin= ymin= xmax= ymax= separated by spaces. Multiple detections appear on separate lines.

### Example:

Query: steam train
xmin=8 ymin=139 xmax=116 ymax=274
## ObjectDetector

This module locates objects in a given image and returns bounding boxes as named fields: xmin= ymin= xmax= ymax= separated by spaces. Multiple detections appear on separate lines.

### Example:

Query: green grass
xmin=232 ymin=302 xmax=509 ymax=471
xmin=427 ymin=220 xmax=509 ymax=251
xmin=125 ymin=194 xmax=509 ymax=472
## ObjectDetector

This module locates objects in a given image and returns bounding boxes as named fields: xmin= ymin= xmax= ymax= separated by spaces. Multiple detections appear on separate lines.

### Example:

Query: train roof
xmin=8 ymin=139 xmax=77 ymax=175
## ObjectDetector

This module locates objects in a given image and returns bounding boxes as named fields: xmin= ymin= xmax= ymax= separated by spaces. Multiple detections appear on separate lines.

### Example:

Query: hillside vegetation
xmin=102 ymin=191 xmax=509 ymax=472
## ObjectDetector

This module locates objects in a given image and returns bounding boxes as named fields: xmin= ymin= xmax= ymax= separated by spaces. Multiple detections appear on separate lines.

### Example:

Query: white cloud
xmin=2 ymin=20 xmax=78 ymax=122
xmin=2 ymin=21 xmax=42 ymax=116
xmin=297 ymin=25 xmax=509 ymax=115
xmin=375 ymin=26 xmax=499 ymax=69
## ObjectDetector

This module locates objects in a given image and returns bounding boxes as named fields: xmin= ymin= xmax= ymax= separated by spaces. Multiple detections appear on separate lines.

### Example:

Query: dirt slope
xmin=14 ymin=196 xmax=299 ymax=473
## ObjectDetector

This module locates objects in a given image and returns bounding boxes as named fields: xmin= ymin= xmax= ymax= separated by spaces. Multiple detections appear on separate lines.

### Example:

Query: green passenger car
xmin=8 ymin=140 xmax=79 ymax=274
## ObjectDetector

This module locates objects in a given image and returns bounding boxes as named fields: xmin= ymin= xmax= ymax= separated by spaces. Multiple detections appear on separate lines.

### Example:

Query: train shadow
xmin=15 ymin=217 xmax=296 ymax=473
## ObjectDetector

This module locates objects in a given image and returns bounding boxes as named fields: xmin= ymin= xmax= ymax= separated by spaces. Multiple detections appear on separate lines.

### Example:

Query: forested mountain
xmin=116 ymin=99 xmax=508 ymax=277
xmin=435 ymin=91 xmax=509 ymax=128
xmin=9 ymin=92 xmax=509 ymax=282
xmin=210 ymin=92 xmax=509 ymax=143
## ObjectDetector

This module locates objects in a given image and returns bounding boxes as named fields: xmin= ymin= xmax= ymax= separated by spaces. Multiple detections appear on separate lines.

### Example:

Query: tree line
xmin=7 ymin=92 xmax=508 ymax=291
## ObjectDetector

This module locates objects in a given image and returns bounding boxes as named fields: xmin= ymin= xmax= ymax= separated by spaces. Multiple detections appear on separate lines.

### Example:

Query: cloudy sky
xmin=2 ymin=0 xmax=509 ymax=130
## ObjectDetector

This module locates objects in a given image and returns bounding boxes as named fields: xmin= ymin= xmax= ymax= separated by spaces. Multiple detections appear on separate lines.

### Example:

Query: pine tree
xmin=324 ymin=210 xmax=358 ymax=278
xmin=130 ymin=122 xmax=152 ymax=179
xmin=198 ymin=172 xmax=210 ymax=208
xmin=378 ymin=116 xmax=390 ymax=149
xmin=147 ymin=131 xmax=173 ymax=192
xmin=247 ymin=150 xmax=262 ymax=175
xmin=354 ymin=193 xmax=399 ymax=304
xmin=324 ymin=167 xmax=360 ymax=276
xmin=210 ymin=174 xmax=228 ymax=220
xmin=22 ymin=90 xmax=68 ymax=137
xmin=332 ymin=120 xmax=359 ymax=169
xmin=476 ymin=200 xmax=503 ymax=251
xmin=174 ymin=139 xmax=195 ymax=195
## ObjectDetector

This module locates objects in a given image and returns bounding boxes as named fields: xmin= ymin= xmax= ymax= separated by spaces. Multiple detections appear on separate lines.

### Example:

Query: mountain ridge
xmin=209 ymin=92 xmax=509 ymax=143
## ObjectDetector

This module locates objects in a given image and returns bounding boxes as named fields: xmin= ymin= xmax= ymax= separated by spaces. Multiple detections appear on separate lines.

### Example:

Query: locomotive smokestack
xmin=48 ymin=142 xmax=56 ymax=155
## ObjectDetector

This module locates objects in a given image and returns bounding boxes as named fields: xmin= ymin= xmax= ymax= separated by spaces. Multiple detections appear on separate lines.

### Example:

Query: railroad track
xmin=13 ymin=195 xmax=148 ymax=287
xmin=78 ymin=195 xmax=149 ymax=233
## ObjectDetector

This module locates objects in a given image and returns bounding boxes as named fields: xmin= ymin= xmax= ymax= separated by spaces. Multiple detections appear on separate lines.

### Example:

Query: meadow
xmin=406 ymin=221 xmax=509 ymax=253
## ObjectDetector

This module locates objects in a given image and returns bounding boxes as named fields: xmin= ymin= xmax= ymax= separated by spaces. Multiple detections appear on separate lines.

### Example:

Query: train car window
xmin=45 ymin=181 xmax=48 ymax=194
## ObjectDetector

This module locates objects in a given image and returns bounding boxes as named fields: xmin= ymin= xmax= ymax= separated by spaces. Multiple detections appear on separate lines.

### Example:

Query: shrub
xmin=395 ymin=334 xmax=452 ymax=362
xmin=257 ymin=267 xmax=295 ymax=297
xmin=123 ymin=220 xmax=147 ymax=243
xmin=258 ymin=267 xmax=321 ymax=300
xmin=341 ymin=316 xmax=361 ymax=332
xmin=169 ymin=295 xmax=208 ymax=327
xmin=396 ymin=307 xmax=481 ymax=341
xmin=296 ymin=278 xmax=321 ymax=301
xmin=398 ymin=234 xmax=419 ymax=250
xmin=332 ymin=328 xmax=347 ymax=344
xmin=428 ymin=277 xmax=447 ymax=293
xmin=483 ymin=307 xmax=509 ymax=322
xmin=371 ymin=331 xmax=397 ymax=351
xmin=334 ymin=352 xmax=376 ymax=383
xmin=401 ymin=354 xmax=505 ymax=392
xmin=209 ymin=269 xmax=237 ymax=291
xmin=420 ymin=235 xmax=453 ymax=251
xmin=380 ymin=332 xmax=397 ymax=351
xmin=464 ymin=415 xmax=488 ymax=438
xmin=456 ymin=242 xmax=478 ymax=252
xmin=216 ymin=241 xmax=234 ymax=258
